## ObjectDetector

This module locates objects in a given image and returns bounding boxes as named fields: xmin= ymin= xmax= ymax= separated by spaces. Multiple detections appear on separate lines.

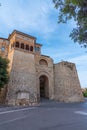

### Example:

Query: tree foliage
xmin=0 ymin=56 xmax=9 ymax=89
xmin=83 ymin=88 xmax=87 ymax=97
xmin=53 ymin=0 xmax=87 ymax=47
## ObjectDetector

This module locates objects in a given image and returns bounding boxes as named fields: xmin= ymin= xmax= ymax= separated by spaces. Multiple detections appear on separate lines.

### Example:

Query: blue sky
xmin=0 ymin=0 xmax=87 ymax=88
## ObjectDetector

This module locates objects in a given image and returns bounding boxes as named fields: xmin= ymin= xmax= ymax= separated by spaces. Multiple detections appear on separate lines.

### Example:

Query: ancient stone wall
xmin=0 ymin=30 xmax=84 ymax=105
xmin=7 ymin=50 xmax=38 ymax=106
xmin=54 ymin=61 xmax=84 ymax=102
xmin=0 ymin=87 xmax=7 ymax=104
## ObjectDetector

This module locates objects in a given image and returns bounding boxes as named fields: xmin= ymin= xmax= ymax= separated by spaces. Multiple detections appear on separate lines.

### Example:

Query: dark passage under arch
xmin=39 ymin=75 xmax=49 ymax=99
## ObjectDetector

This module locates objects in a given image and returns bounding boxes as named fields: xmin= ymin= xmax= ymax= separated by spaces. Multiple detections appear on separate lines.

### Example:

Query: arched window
xmin=39 ymin=59 xmax=48 ymax=66
xmin=21 ymin=43 xmax=24 ymax=49
xmin=15 ymin=42 xmax=19 ymax=48
xmin=30 ymin=46 xmax=33 ymax=51
xmin=26 ymin=45 xmax=29 ymax=50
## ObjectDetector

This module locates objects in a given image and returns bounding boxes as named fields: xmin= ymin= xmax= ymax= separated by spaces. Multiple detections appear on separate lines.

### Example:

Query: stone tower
xmin=0 ymin=30 xmax=84 ymax=106
xmin=54 ymin=62 xmax=83 ymax=102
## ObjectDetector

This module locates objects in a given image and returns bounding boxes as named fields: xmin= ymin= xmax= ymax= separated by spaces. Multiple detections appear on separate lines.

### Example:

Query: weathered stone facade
xmin=54 ymin=62 xmax=83 ymax=102
xmin=0 ymin=30 xmax=84 ymax=106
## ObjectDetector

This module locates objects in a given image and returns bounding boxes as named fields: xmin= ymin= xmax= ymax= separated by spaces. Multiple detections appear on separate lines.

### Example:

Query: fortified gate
xmin=0 ymin=30 xmax=83 ymax=106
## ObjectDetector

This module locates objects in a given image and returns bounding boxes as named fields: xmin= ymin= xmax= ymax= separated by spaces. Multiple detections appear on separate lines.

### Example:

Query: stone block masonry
xmin=0 ymin=30 xmax=84 ymax=106
xmin=54 ymin=61 xmax=84 ymax=102
xmin=6 ymin=50 xmax=38 ymax=106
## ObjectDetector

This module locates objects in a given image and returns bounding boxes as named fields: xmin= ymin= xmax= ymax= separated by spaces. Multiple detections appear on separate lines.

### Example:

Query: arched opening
xmin=15 ymin=42 xmax=19 ymax=48
xmin=26 ymin=44 xmax=29 ymax=50
xmin=30 ymin=46 xmax=33 ymax=51
xmin=39 ymin=75 xmax=49 ymax=99
xmin=21 ymin=43 xmax=24 ymax=49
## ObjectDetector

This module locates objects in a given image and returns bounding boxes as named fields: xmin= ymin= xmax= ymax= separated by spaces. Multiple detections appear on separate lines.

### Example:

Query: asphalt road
xmin=0 ymin=98 xmax=87 ymax=130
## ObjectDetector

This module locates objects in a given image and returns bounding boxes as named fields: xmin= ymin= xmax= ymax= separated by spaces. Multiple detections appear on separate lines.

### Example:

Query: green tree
xmin=0 ymin=56 xmax=9 ymax=89
xmin=53 ymin=0 xmax=87 ymax=47
xmin=83 ymin=88 xmax=87 ymax=97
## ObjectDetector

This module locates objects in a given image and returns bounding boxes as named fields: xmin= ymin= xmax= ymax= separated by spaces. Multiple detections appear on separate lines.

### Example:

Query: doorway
xmin=39 ymin=75 xmax=49 ymax=99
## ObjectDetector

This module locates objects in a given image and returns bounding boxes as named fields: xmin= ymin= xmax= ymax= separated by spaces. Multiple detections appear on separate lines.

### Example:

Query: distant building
xmin=0 ymin=30 xmax=84 ymax=106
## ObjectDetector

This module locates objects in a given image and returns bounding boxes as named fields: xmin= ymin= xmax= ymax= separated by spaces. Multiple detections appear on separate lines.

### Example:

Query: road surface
xmin=0 ymin=99 xmax=87 ymax=130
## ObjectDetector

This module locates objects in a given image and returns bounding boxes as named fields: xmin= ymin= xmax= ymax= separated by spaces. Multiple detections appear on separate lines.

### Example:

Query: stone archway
xmin=39 ymin=75 xmax=49 ymax=99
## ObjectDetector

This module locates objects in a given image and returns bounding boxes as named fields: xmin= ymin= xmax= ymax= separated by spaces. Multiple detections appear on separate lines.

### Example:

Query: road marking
xmin=0 ymin=115 xmax=28 ymax=125
xmin=75 ymin=111 xmax=87 ymax=115
xmin=0 ymin=107 xmax=35 ymax=115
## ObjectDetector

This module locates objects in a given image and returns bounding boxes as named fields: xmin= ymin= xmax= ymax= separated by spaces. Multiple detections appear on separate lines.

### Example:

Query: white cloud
xmin=0 ymin=0 xmax=57 ymax=38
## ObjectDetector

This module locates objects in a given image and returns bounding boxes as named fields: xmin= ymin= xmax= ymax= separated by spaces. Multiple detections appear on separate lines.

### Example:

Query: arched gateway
xmin=39 ymin=75 xmax=49 ymax=98
xmin=36 ymin=71 xmax=52 ymax=101
xmin=0 ymin=30 xmax=83 ymax=106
